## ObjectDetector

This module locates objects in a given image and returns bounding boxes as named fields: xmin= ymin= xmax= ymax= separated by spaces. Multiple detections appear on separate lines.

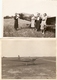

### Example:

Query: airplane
xmin=18 ymin=55 xmax=37 ymax=65
xmin=46 ymin=16 xmax=56 ymax=29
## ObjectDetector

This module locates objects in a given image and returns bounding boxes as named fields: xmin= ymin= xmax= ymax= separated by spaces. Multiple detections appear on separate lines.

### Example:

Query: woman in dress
xmin=41 ymin=13 xmax=47 ymax=34
xmin=31 ymin=15 xmax=35 ymax=28
xmin=14 ymin=13 xmax=19 ymax=30
xmin=36 ymin=13 xmax=41 ymax=31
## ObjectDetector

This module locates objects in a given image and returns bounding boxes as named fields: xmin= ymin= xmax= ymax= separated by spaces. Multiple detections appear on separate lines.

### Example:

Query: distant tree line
xmin=4 ymin=16 xmax=14 ymax=19
xmin=4 ymin=14 xmax=32 ymax=21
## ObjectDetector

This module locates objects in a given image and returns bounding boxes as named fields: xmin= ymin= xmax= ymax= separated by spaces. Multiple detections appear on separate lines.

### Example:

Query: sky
xmin=1 ymin=39 xmax=56 ymax=57
xmin=3 ymin=0 xmax=57 ymax=17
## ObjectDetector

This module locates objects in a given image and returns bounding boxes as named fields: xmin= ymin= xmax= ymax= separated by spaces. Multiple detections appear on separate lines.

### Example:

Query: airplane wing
xmin=46 ymin=16 xmax=56 ymax=29
xmin=46 ymin=16 xmax=56 ymax=25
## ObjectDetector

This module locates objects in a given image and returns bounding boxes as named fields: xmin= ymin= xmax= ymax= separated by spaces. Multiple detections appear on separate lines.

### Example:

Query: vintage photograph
xmin=3 ymin=0 xmax=56 ymax=37
xmin=1 ymin=39 xmax=56 ymax=79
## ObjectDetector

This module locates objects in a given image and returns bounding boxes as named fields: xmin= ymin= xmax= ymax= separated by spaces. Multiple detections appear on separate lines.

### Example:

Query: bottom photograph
xmin=1 ymin=39 xmax=56 ymax=79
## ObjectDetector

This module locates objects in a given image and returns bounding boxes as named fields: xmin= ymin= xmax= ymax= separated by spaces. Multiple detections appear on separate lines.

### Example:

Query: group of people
xmin=14 ymin=13 xmax=47 ymax=34
xmin=31 ymin=13 xmax=47 ymax=34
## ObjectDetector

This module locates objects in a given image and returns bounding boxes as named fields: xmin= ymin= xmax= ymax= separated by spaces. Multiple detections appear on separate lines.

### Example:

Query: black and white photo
xmin=1 ymin=39 xmax=56 ymax=79
xmin=3 ymin=0 xmax=56 ymax=37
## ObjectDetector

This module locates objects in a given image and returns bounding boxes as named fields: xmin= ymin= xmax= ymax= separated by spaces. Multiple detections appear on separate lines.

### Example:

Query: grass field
xmin=2 ymin=57 xmax=56 ymax=79
xmin=3 ymin=18 xmax=55 ymax=37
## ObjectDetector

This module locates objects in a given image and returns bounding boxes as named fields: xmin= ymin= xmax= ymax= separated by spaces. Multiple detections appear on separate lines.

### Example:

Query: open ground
xmin=2 ymin=57 xmax=56 ymax=79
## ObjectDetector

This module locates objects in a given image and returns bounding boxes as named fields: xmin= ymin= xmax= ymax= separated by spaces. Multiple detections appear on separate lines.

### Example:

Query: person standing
xmin=14 ymin=13 xmax=19 ymax=30
xmin=41 ymin=13 xmax=47 ymax=34
xmin=36 ymin=13 xmax=41 ymax=31
xmin=31 ymin=15 xmax=35 ymax=28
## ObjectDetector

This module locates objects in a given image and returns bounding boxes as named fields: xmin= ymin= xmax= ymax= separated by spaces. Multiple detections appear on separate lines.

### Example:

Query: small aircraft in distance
xmin=18 ymin=55 xmax=37 ymax=65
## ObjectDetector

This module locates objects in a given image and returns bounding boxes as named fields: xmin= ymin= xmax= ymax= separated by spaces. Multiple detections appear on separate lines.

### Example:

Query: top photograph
xmin=3 ymin=0 xmax=56 ymax=38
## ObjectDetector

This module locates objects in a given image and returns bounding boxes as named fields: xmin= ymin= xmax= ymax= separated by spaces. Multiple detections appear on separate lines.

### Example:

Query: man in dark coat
xmin=36 ymin=13 xmax=42 ymax=31
xmin=14 ymin=13 xmax=19 ymax=30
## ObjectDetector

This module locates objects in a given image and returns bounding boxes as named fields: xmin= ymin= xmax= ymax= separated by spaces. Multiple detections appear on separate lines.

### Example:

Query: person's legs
xmin=37 ymin=22 xmax=40 ymax=31
xmin=41 ymin=25 xmax=44 ymax=34
xmin=36 ymin=21 xmax=39 ymax=31
xmin=42 ymin=24 xmax=46 ymax=34
xmin=35 ymin=21 xmax=38 ymax=29
xmin=41 ymin=29 xmax=44 ymax=34
xmin=42 ymin=29 xmax=44 ymax=34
